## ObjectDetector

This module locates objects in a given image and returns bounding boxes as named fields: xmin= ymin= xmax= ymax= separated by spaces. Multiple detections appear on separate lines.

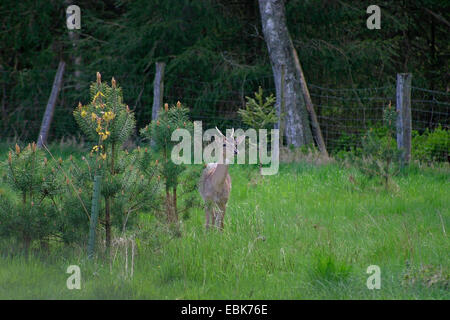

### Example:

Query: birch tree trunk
xmin=258 ymin=0 xmax=313 ymax=147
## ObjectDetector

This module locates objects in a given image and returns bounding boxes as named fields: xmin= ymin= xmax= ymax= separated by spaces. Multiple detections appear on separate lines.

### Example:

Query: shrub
xmin=349 ymin=103 xmax=402 ymax=189
xmin=412 ymin=126 xmax=449 ymax=163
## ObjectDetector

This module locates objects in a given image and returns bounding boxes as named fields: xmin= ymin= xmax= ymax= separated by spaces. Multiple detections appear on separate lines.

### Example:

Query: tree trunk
xmin=258 ymin=0 xmax=313 ymax=147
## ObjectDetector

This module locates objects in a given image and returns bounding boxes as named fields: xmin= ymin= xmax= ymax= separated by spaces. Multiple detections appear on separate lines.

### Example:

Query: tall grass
xmin=0 ymin=151 xmax=448 ymax=299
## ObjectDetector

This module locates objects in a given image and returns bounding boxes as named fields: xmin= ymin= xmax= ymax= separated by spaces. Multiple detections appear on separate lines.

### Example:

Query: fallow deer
xmin=199 ymin=128 xmax=244 ymax=230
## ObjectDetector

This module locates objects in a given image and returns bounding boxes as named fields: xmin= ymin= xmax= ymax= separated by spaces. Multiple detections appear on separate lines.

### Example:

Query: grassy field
xmin=0 ymin=144 xmax=448 ymax=299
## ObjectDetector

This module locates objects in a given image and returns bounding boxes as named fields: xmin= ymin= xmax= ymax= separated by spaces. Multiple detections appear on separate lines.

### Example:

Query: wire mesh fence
xmin=1 ymin=67 xmax=448 ymax=160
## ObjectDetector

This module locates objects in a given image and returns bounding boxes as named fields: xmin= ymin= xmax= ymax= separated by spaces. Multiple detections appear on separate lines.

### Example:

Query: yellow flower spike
xmin=97 ymin=72 xmax=101 ymax=84
xmin=81 ymin=110 xmax=87 ymax=117
xmin=8 ymin=151 xmax=12 ymax=164
xmin=78 ymin=102 xmax=82 ymax=110
xmin=15 ymin=144 xmax=20 ymax=155
xmin=103 ymin=111 xmax=115 ymax=122
xmin=91 ymin=113 xmax=97 ymax=122
xmin=92 ymin=145 xmax=99 ymax=152
xmin=92 ymin=91 xmax=105 ymax=104
xmin=100 ymin=153 xmax=107 ymax=160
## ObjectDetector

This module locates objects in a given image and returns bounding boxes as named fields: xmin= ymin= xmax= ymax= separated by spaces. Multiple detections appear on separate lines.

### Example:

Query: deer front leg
xmin=214 ymin=202 xmax=227 ymax=231
xmin=205 ymin=202 xmax=212 ymax=230
xmin=219 ymin=202 xmax=227 ymax=230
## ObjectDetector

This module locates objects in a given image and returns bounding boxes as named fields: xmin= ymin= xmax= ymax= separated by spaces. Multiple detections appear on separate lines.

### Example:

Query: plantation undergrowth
xmin=0 ymin=146 xmax=448 ymax=299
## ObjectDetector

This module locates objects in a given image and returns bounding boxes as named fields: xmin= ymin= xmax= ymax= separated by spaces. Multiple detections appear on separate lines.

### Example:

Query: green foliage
xmin=1 ymin=0 xmax=448 ymax=148
xmin=72 ymin=73 xmax=158 ymax=250
xmin=73 ymin=73 xmax=136 ymax=149
xmin=238 ymin=86 xmax=278 ymax=130
xmin=140 ymin=102 xmax=200 ymax=224
xmin=349 ymin=103 xmax=402 ymax=189
xmin=64 ymin=148 xmax=160 ymax=242
xmin=0 ymin=143 xmax=63 ymax=251
xmin=412 ymin=126 xmax=449 ymax=163
xmin=310 ymin=254 xmax=352 ymax=283
xmin=0 ymin=161 xmax=449 ymax=298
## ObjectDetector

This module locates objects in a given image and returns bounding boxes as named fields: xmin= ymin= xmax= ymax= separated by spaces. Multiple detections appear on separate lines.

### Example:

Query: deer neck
xmin=212 ymin=163 xmax=229 ymax=186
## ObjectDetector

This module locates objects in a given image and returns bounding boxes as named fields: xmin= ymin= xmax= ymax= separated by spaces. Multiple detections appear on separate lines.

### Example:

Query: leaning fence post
xmin=88 ymin=175 xmax=102 ymax=259
xmin=396 ymin=73 xmax=412 ymax=166
xmin=37 ymin=61 xmax=65 ymax=148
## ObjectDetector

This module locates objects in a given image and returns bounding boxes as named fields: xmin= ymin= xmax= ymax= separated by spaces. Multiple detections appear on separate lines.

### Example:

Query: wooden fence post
xmin=291 ymin=47 xmax=328 ymax=157
xmin=396 ymin=73 xmax=412 ymax=165
xmin=152 ymin=62 xmax=165 ymax=121
xmin=88 ymin=175 xmax=102 ymax=259
xmin=37 ymin=61 xmax=65 ymax=148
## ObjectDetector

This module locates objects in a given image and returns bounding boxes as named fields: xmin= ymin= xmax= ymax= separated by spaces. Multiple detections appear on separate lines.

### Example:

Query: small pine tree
xmin=238 ymin=86 xmax=278 ymax=173
xmin=140 ymin=101 xmax=200 ymax=226
xmin=0 ymin=143 xmax=62 ymax=254
xmin=238 ymin=86 xmax=278 ymax=130
xmin=73 ymin=73 xmax=157 ymax=253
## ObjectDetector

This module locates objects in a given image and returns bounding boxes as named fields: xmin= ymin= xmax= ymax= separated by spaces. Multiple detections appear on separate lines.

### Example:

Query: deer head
xmin=215 ymin=127 xmax=245 ymax=164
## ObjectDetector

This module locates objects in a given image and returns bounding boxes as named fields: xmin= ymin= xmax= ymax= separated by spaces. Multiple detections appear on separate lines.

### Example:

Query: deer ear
xmin=215 ymin=126 xmax=224 ymax=137
xmin=235 ymin=134 xmax=245 ymax=146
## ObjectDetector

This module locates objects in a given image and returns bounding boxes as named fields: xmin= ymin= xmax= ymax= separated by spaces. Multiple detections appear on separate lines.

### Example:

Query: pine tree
xmin=140 ymin=101 xmax=200 ymax=227
xmin=238 ymin=86 xmax=278 ymax=174
xmin=0 ymin=142 xmax=62 ymax=255
xmin=73 ymin=73 xmax=157 ymax=253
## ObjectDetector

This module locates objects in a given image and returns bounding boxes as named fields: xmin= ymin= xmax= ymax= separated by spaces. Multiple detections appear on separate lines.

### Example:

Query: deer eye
xmin=223 ymin=143 xmax=227 ymax=147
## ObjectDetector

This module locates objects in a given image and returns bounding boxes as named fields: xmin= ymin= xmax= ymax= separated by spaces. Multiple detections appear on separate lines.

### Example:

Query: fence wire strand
xmin=1 ymin=68 xmax=448 ymax=158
